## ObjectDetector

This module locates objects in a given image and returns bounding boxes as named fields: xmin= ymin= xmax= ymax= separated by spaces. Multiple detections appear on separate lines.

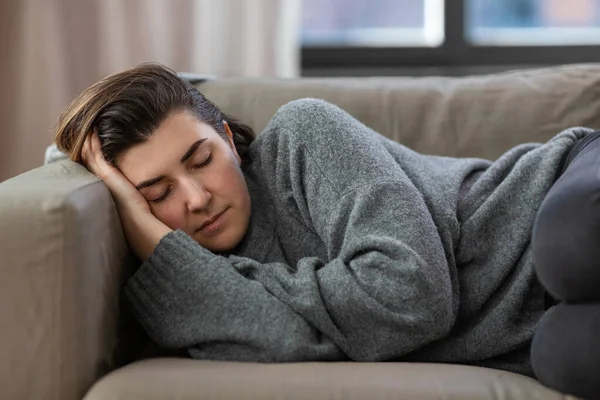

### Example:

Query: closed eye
xmin=193 ymin=154 xmax=212 ymax=169
xmin=150 ymin=154 xmax=212 ymax=204
xmin=150 ymin=187 xmax=172 ymax=203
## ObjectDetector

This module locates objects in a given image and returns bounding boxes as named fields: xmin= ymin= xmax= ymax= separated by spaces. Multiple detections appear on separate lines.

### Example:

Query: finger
xmin=90 ymin=137 xmax=114 ymax=177
xmin=90 ymin=130 xmax=102 ymax=155
xmin=89 ymin=132 xmax=109 ymax=168
xmin=81 ymin=133 xmax=105 ymax=177
xmin=81 ymin=132 xmax=93 ymax=163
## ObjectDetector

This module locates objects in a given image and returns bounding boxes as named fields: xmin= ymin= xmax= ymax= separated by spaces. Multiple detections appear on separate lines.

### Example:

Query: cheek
xmin=211 ymin=163 xmax=247 ymax=200
xmin=152 ymin=205 xmax=186 ymax=231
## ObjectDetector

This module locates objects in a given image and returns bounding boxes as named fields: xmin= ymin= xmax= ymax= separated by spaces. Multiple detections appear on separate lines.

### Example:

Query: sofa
xmin=2 ymin=63 xmax=599 ymax=400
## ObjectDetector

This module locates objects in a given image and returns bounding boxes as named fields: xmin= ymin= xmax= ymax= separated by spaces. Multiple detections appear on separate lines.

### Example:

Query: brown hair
xmin=54 ymin=63 xmax=255 ymax=166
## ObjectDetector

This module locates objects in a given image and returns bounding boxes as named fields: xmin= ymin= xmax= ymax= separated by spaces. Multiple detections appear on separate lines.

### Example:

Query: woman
xmin=55 ymin=63 xmax=600 ymax=399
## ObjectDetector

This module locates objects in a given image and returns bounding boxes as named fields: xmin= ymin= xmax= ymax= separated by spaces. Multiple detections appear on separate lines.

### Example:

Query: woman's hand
xmin=81 ymin=131 xmax=150 ymax=214
xmin=81 ymin=132 xmax=172 ymax=261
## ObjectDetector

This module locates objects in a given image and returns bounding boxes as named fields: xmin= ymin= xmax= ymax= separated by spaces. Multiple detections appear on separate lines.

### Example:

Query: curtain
xmin=0 ymin=0 xmax=300 ymax=181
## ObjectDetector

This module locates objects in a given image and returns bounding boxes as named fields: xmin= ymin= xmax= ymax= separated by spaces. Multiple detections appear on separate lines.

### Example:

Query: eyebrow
xmin=180 ymin=138 xmax=207 ymax=163
xmin=135 ymin=138 xmax=208 ymax=190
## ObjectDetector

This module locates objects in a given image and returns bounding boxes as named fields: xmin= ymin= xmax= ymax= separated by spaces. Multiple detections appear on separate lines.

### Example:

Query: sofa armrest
xmin=0 ymin=160 xmax=133 ymax=400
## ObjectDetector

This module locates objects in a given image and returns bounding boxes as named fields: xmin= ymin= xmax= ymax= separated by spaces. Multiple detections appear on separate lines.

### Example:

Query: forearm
xmin=120 ymin=208 xmax=172 ymax=262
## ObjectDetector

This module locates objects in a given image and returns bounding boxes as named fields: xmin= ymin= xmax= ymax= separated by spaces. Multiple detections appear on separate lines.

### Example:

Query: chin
xmin=194 ymin=228 xmax=245 ymax=253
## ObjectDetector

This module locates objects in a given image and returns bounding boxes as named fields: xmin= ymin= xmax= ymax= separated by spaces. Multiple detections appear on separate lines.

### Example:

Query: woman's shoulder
xmin=257 ymin=98 xmax=381 ymax=156
xmin=247 ymin=98 xmax=410 ymax=197
xmin=264 ymin=98 xmax=349 ymax=136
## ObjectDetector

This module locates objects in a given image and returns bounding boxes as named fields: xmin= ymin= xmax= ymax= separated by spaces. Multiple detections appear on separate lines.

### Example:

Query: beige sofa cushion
xmin=84 ymin=358 xmax=578 ymax=400
xmin=196 ymin=63 xmax=600 ymax=160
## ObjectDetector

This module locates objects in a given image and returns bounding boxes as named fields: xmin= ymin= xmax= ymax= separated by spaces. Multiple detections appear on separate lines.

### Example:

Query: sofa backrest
xmin=196 ymin=64 xmax=600 ymax=160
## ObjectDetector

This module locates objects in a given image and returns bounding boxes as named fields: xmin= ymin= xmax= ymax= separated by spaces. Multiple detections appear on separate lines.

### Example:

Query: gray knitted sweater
xmin=124 ymin=99 xmax=589 ymax=376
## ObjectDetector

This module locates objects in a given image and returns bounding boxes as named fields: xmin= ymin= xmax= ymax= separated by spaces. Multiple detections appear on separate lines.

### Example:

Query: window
xmin=301 ymin=0 xmax=600 ymax=71
xmin=469 ymin=0 xmax=600 ymax=45
xmin=302 ymin=0 xmax=443 ymax=47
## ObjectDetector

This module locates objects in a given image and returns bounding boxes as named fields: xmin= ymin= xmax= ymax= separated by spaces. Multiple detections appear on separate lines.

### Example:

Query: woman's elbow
xmin=428 ymin=295 xmax=454 ymax=341
xmin=413 ymin=267 xmax=455 ymax=343
xmin=350 ymin=296 xmax=455 ymax=362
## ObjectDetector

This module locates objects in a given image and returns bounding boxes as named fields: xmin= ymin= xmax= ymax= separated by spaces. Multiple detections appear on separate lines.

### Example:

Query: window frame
xmin=301 ymin=0 xmax=600 ymax=71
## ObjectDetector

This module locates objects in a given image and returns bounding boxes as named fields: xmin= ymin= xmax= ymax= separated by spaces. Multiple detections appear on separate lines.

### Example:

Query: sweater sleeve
xmin=123 ymin=99 xmax=454 ymax=362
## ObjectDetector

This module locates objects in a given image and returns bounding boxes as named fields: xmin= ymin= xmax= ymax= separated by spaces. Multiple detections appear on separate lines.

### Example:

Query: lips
xmin=197 ymin=208 xmax=228 ymax=232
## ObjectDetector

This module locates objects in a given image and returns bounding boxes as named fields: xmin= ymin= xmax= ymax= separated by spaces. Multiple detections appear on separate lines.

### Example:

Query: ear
xmin=223 ymin=121 xmax=241 ymax=165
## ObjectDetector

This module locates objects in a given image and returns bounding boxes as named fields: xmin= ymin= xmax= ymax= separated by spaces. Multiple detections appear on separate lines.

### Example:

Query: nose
xmin=182 ymin=178 xmax=212 ymax=212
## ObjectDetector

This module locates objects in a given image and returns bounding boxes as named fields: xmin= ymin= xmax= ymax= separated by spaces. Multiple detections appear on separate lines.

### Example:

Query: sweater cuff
xmin=146 ymin=229 xmax=213 ymax=269
xmin=123 ymin=229 xmax=215 ymax=310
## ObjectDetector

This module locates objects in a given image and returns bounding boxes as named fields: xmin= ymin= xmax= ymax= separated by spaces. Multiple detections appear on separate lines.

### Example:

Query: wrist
xmin=121 ymin=208 xmax=173 ymax=261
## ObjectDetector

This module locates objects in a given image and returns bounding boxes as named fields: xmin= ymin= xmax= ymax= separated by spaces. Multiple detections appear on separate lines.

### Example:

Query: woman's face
xmin=117 ymin=111 xmax=251 ymax=253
